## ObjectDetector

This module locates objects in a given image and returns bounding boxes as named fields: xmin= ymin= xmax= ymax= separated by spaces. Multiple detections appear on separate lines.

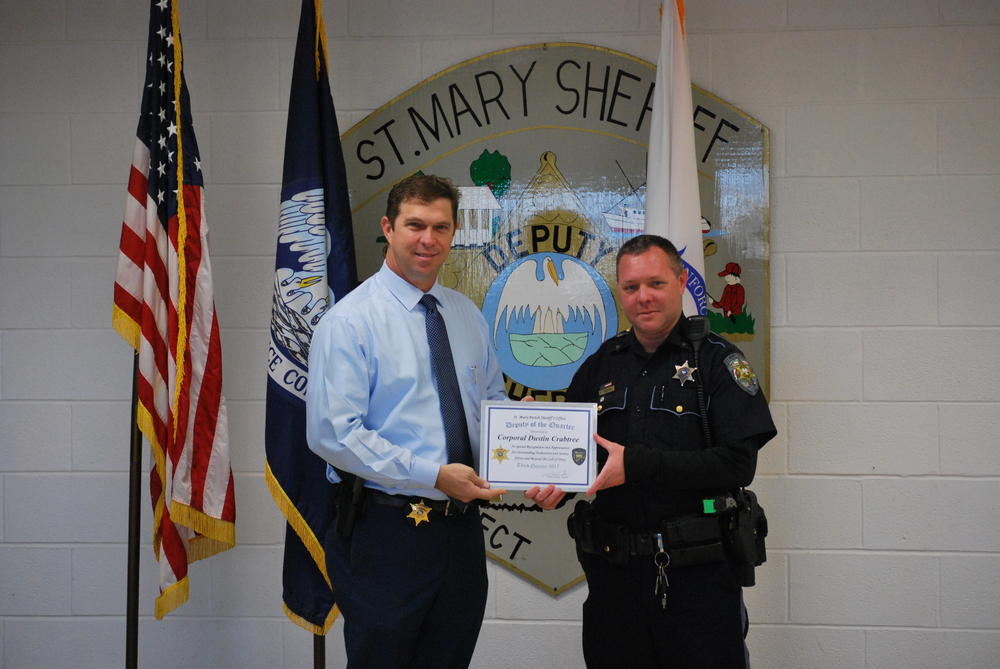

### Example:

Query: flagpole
xmin=125 ymin=352 xmax=143 ymax=669
xmin=314 ymin=634 xmax=324 ymax=668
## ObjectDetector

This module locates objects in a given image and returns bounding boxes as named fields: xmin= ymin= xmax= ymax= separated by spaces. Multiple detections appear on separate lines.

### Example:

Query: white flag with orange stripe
xmin=644 ymin=0 xmax=707 ymax=315
xmin=112 ymin=0 xmax=235 ymax=619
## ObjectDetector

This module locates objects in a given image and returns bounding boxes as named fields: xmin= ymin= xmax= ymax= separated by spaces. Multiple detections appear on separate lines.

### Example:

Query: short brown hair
xmin=384 ymin=174 xmax=461 ymax=227
xmin=615 ymin=234 xmax=684 ymax=278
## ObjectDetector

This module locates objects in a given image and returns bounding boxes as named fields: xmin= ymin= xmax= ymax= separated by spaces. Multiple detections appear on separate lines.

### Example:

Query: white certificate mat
xmin=480 ymin=400 xmax=597 ymax=492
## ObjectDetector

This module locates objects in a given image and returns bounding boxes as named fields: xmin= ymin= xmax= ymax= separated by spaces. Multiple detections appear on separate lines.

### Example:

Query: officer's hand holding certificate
xmin=479 ymin=400 xmax=597 ymax=492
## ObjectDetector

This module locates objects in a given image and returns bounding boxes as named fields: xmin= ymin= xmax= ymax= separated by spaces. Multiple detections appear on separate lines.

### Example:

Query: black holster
xmin=334 ymin=470 xmax=366 ymax=538
xmin=567 ymin=500 xmax=631 ymax=566
xmin=721 ymin=488 xmax=768 ymax=586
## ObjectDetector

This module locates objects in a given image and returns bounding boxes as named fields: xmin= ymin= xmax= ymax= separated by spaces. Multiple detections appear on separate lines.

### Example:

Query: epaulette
xmin=605 ymin=328 xmax=632 ymax=353
xmin=705 ymin=331 xmax=740 ymax=354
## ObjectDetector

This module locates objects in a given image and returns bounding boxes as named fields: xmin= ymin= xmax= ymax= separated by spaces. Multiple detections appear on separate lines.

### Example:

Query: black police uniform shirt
xmin=566 ymin=316 xmax=777 ymax=531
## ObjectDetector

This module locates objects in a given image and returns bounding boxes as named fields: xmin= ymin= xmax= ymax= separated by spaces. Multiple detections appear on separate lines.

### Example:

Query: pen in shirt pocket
xmin=469 ymin=365 xmax=478 ymax=385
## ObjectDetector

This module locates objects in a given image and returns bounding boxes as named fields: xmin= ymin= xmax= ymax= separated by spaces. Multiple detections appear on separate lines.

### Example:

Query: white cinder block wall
xmin=1 ymin=1 xmax=997 ymax=667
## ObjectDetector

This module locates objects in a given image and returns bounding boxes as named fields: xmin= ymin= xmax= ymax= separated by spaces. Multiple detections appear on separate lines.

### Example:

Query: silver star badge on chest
xmin=673 ymin=360 xmax=697 ymax=386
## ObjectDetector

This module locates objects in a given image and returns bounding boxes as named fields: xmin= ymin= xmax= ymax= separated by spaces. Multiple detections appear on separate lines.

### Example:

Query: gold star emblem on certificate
xmin=673 ymin=360 xmax=697 ymax=386
xmin=407 ymin=500 xmax=431 ymax=526
xmin=492 ymin=446 xmax=510 ymax=463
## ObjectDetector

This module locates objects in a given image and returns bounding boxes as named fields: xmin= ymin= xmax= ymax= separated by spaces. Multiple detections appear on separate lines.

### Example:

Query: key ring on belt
xmin=653 ymin=532 xmax=670 ymax=609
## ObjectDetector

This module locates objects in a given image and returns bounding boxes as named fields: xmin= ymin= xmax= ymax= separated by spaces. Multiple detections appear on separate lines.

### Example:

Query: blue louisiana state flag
xmin=265 ymin=0 xmax=357 ymax=634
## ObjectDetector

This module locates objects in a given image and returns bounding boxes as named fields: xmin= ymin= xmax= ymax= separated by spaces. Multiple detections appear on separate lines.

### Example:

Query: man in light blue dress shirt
xmin=306 ymin=175 xmax=508 ymax=668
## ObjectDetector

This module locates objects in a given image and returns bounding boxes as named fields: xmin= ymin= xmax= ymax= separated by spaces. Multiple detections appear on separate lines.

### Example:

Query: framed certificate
xmin=479 ymin=400 xmax=598 ymax=492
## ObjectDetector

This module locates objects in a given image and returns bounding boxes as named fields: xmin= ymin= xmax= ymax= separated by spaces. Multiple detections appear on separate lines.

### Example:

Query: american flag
xmin=112 ymin=0 xmax=236 ymax=619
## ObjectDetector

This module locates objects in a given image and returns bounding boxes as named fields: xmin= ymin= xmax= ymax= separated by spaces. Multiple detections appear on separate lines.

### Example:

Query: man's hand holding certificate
xmin=480 ymin=401 xmax=597 ymax=492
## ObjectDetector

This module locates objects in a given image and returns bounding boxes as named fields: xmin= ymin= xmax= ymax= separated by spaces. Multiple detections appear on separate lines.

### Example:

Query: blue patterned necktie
xmin=419 ymin=294 xmax=473 ymax=467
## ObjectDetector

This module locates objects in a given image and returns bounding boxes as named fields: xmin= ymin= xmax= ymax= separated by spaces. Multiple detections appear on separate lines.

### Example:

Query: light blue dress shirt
xmin=306 ymin=262 xmax=507 ymax=500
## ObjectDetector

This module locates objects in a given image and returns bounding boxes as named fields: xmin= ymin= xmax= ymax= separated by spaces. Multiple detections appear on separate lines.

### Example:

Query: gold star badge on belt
xmin=407 ymin=500 xmax=431 ymax=526
xmin=673 ymin=360 xmax=697 ymax=386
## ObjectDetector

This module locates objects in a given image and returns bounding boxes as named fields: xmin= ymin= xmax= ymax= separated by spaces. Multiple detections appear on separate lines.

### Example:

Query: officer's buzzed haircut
xmin=616 ymin=234 xmax=684 ymax=277
xmin=384 ymin=174 xmax=461 ymax=228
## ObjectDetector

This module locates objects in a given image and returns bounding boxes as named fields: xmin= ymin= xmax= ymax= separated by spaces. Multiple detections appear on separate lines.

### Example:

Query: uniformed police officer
xmin=528 ymin=234 xmax=776 ymax=669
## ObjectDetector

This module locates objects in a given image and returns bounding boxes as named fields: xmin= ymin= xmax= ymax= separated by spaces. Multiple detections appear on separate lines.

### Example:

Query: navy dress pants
xmin=325 ymin=500 xmax=488 ymax=669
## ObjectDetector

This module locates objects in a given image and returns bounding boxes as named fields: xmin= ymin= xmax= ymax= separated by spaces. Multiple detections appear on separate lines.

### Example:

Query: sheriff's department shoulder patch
xmin=724 ymin=353 xmax=760 ymax=396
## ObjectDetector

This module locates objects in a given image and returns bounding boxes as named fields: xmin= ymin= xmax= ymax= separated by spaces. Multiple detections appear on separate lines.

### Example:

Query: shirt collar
xmin=376 ymin=261 xmax=446 ymax=312
xmin=665 ymin=315 xmax=690 ymax=348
